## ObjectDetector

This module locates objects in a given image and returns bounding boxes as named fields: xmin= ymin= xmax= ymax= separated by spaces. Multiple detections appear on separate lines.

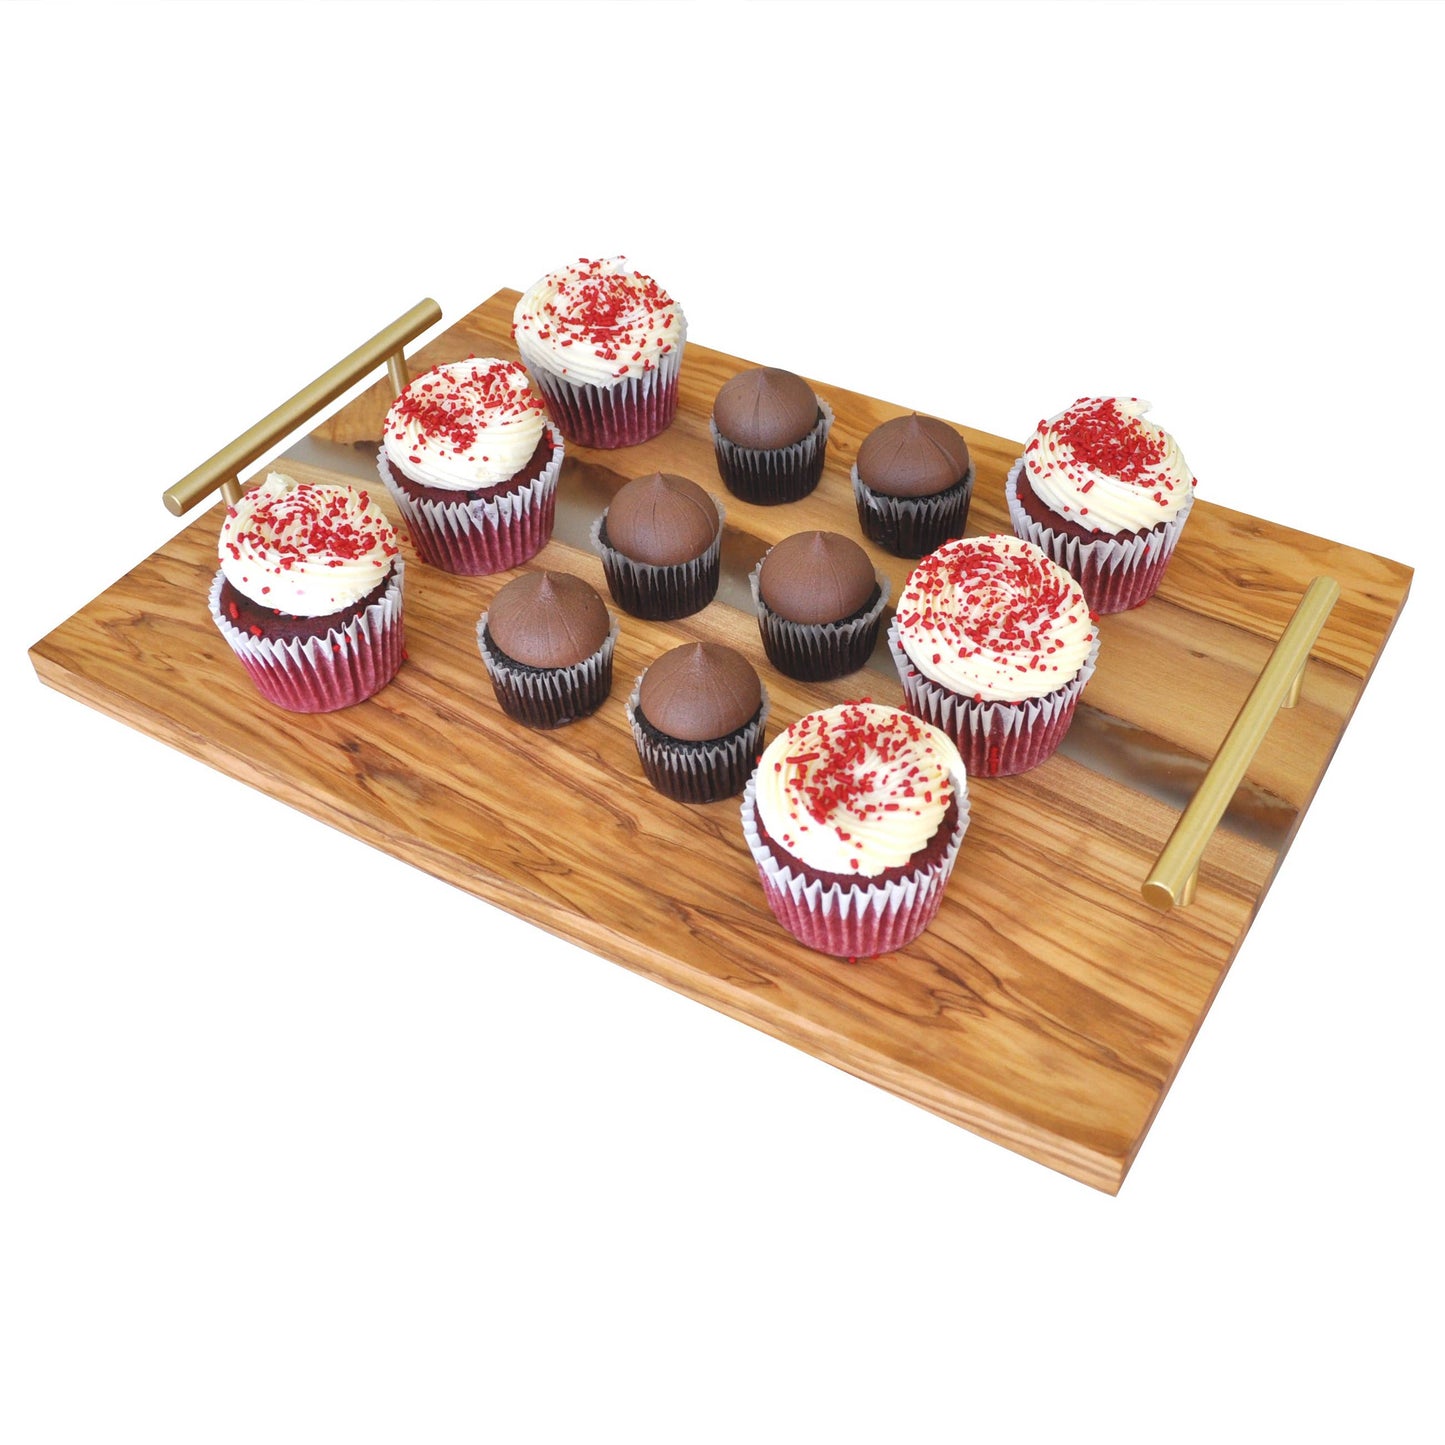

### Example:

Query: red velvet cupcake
xmin=209 ymin=472 xmax=404 ymax=713
xmin=377 ymin=358 xmax=563 ymax=575
xmin=887 ymin=534 xmax=1099 ymax=777
xmin=1006 ymin=396 xmax=1196 ymax=613
xmin=512 ymin=257 xmax=685 ymax=449
xmin=740 ymin=701 xmax=970 ymax=960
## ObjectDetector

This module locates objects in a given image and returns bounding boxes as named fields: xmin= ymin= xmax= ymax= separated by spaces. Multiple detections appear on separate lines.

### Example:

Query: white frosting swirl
xmin=1022 ymin=397 xmax=1194 ymax=533
xmin=895 ymin=535 xmax=1097 ymax=703
xmin=218 ymin=472 xmax=399 ymax=617
xmin=512 ymin=257 xmax=685 ymax=388
xmin=383 ymin=359 xmax=548 ymax=491
xmin=754 ymin=702 xmax=961 ymax=878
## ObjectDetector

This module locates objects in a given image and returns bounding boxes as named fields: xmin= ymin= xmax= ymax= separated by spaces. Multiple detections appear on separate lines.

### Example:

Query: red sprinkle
xmin=1051 ymin=397 xmax=1166 ymax=487
xmin=391 ymin=359 xmax=544 ymax=457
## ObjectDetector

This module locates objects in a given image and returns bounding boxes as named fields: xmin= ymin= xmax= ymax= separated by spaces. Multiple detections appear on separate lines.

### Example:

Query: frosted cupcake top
xmin=219 ymin=473 xmax=399 ymax=617
xmin=383 ymin=359 xmax=549 ymax=490
xmin=1021 ymin=397 xmax=1194 ymax=533
xmin=512 ymin=257 xmax=684 ymax=388
xmin=754 ymin=701 xmax=962 ymax=878
xmin=895 ymin=535 xmax=1097 ymax=704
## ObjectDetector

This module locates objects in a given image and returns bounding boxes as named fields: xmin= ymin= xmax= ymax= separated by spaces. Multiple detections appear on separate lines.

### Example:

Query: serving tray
xmin=28 ymin=288 xmax=1412 ymax=1191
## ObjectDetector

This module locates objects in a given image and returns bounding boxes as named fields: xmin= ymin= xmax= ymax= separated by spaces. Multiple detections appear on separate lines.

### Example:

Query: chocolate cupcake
xmin=710 ymin=367 xmax=833 ymax=505
xmin=1005 ymin=396 xmax=1197 ymax=613
xmin=209 ymin=472 xmax=405 ymax=713
xmin=626 ymin=643 xmax=769 ymax=804
xmin=851 ymin=413 xmax=974 ymax=558
xmin=591 ymin=472 xmax=724 ymax=621
xmin=749 ymin=530 xmax=889 ymax=681
xmin=477 ymin=571 xmax=617 ymax=729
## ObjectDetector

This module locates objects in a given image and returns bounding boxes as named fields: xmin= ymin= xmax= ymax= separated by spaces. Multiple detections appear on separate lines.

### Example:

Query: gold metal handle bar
xmin=161 ymin=298 xmax=443 ymax=516
xmin=1142 ymin=575 xmax=1341 ymax=912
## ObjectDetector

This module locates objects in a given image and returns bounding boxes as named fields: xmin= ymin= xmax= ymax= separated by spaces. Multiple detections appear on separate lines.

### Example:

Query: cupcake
xmin=512 ymin=257 xmax=685 ymax=449
xmin=477 ymin=571 xmax=617 ymax=729
xmin=209 ymin=472 xmax=404 ymax=713
xmin=1006 ymin=396 xmax=1196 ymax=613
xmin=377 ymin=358 xmax=563 ymax=575
xmin=749 ymin=530 xmax=889 ymax=681
xmin=710 ymin=366 xmax=833 ymax=505
xmin=626 ymin=643 xmax=769 ymax=804
xmin=591 ymin=472 xmax=724 ymax=621
xmin=851 ymin=413 xmax=974 ymax=558
xmin=887 ymin=534 xmax=1099 ymax=777
xmin=740 ymin=701 xmax=970 ymax=960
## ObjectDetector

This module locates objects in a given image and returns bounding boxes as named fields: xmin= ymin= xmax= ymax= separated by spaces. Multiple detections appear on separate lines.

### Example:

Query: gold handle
xmin=1143 ymin=576 xmax=1341 ymax=912
xmin=162 ymin=298 xmax=443 ymax=516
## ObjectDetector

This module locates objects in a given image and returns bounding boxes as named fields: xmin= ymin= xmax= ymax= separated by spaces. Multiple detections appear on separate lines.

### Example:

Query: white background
xmin=2 ymin=3 xmax=1439 ymax=1441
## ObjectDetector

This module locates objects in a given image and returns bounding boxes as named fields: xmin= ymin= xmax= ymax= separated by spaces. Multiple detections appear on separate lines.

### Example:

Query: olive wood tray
xmin=28 ymin=288 xmax=1413 ymax=1192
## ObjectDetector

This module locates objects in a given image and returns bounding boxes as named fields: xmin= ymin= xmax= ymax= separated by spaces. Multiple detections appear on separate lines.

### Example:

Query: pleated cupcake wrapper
xmin=748 ymin=557 xmax=891 ymax=681
xmin=529 ymin=330 xmax=686 ymax=449
xmin=1004 ymin=456 xmax=1195 ymax=615
xmin=377 ymin=426 xmax=563 ymax=575
xmin=851 ymin=463 xmax=975 ymax=559
xmin=476 ymin=612 xmax=619 ymax=730
xmin=208 ymin=562 xmax=405 ymax=714
xmin=886 ymin=618 xmax=1100 ymax=777
xmin=709 ymin=396 xmax=834 ymax=506
xmin=740 ymin=768 xmax=970 ymax=960
xmin=625 ymin=678 xmax=771 ymax=804
xmin=590 ymin=494 xmax=725 ymax=621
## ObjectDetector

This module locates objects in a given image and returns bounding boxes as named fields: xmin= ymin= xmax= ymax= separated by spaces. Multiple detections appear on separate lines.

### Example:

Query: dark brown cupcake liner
xmin=886 ymin=617 xmax=1099 ymax=777
xmin=589 ymin=496 xmax=725 ymax=621
xmin=625 ymin=677 xmax=770 ymax=804
xmin=529 ymin=339 xmax=685 ymax=449
xmin=377 ymin=427 xmax=563 ymax=576
xmin=850 ymin=463 xmax=974 ymax=558
xmin=709 ymin=396 xmax=834 ymax=506
xmin=1004 ymin=457 xmax=1194 ymax=614
xmin=208 ymin=563 xmax=405 ymax=714
xmin=476 ymin=612 xmax=618 ymax=730
xmin=747 ymin=556 xmax=890 ymax=682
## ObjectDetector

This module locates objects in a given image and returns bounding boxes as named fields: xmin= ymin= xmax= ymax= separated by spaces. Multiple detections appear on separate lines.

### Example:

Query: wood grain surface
xmin=29 ymin=288 xmax=1413 ymax=1191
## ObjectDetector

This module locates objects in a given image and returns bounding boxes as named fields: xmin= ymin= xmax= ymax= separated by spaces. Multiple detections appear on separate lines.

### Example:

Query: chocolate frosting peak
xmin=856 ymin=414 xmax=971 ymax=498
xmin=487 ymin=570 xmax=609 ymax=668
xmin=605 ymin=473 xmax=719 ymax=566
xmin=639 ymin=642 xmax=762 ymax=742
xmin=712 ymin=367 xmax=819 ymax=449
xmin=758 ymin=530 xmax=877 ymax=625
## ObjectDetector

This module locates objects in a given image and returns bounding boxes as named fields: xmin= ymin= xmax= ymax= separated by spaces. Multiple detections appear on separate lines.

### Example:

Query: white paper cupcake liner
xmin=851 ymin=462 xmax=974 ymax=558
xmin=886 ymin=617 xmax=1100 ymax=777
xmin=1005 ymin=456 xmax=1195 ymax=614
xmin=590 ymin=493 xmax=725 ymax=621
xmin=710 ymin=395 xmax=834 ymax=505
xmin=529 ymin=329 xmax=686 ymax=449
xmin=476 ymin=610 xmax=619 ymax=729
xmin=625 ymin=676 xmax=771 ymax=804
xmin=748 ymin=555 xmax=890 ymax=681
xmin=740 ymin=767 xmax=970 ymax=960
xmin=377 ymin=424 xmax=563 ymax=575
xmin=209 ymin=562 xmax=405 ymax=713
